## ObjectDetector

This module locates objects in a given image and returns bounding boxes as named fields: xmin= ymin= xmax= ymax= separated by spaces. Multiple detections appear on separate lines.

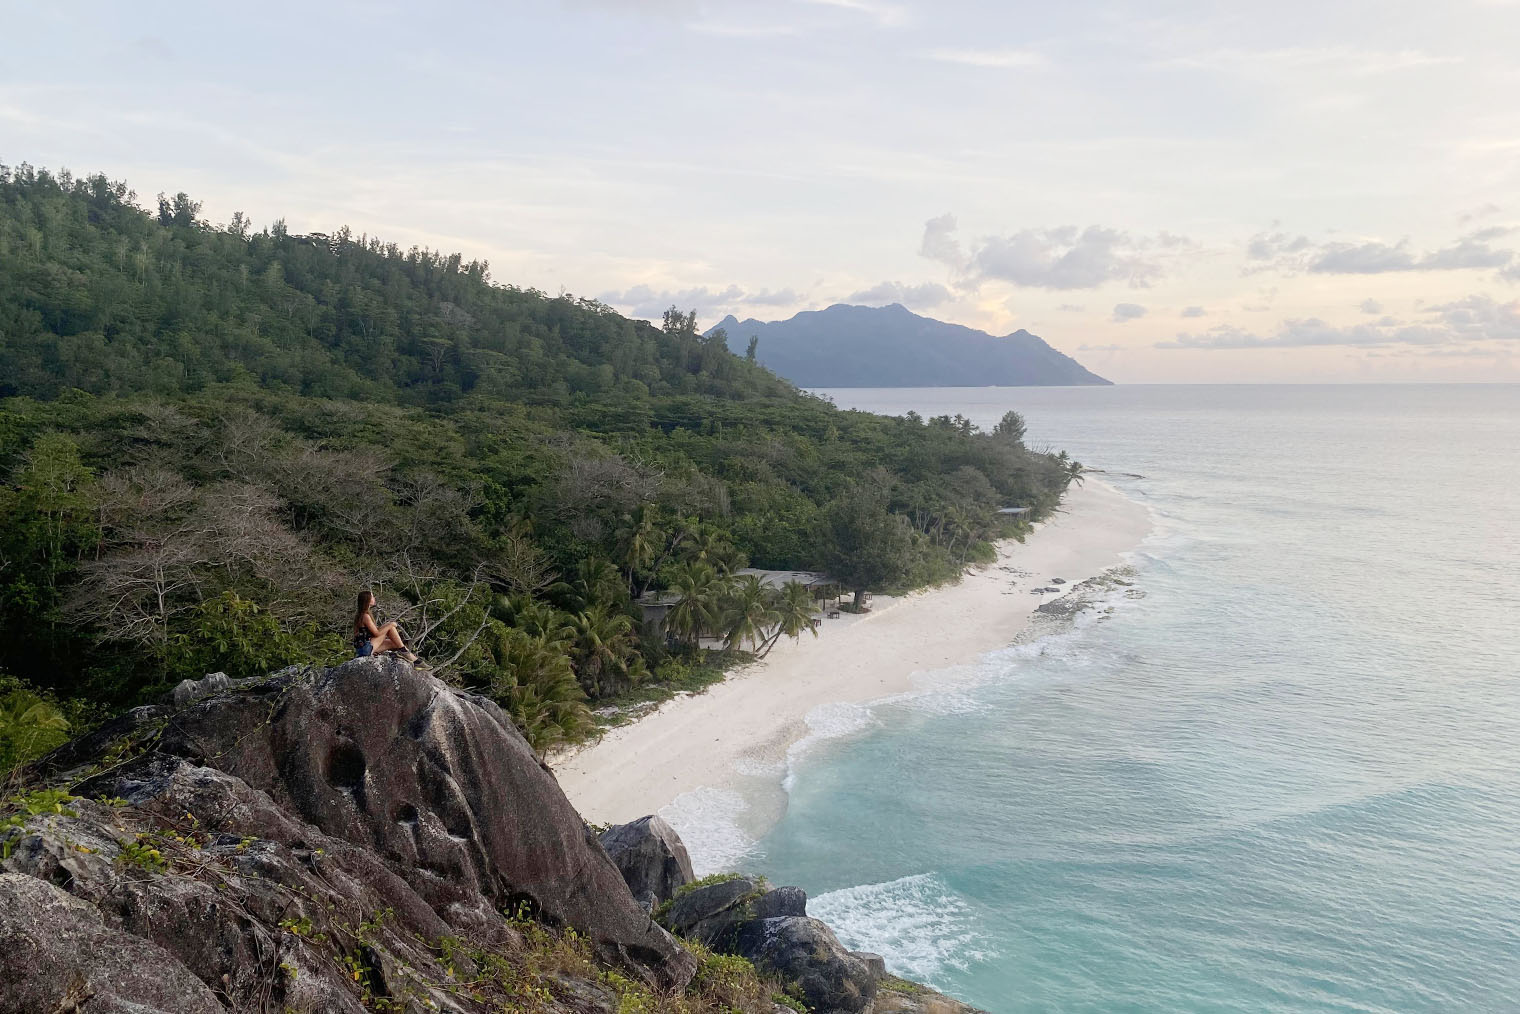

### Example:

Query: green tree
xmin=664 ymin=561 xmax=728 ymax=650
xmin=761 ymin=581 xmax=820 ymax=656
xmin=548 ymin=556 xmax=626 ymax=613
xmin=993 ymin=410 xmax=1027 ymax=446
xmin=163 ymin=592 xmax=345 ymax=685
xmin=617 ymin=507 xmax=662 ymax=594
xmin=569 ymin=603 xmax=639 ymax=697
xmin=487 ymin=626 xmax=590 ymax=753
xmin=500 ymin=595 xmax=575 ymax=648
xmin=0 ymin=681 xmax=70 ymax=773
xmin=4 ymin=432 xmax=97 ymax=601
xmin=819 ymin=485 xmax=915 ymax=608
xmin=722 ymin=574 xmax=779 ymax=653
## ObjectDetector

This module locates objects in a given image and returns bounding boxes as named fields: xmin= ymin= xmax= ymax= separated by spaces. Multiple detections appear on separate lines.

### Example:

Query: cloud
xmin=1113 ymin=303 xmax=1147 ymax=322
xmin=1360 ymin=298 xmax=1383 ymax=314
xmin=922 ymin=216 xmax=1168 ymax=290
xmin=1458 ymin=203 xmax=1503 ymax=224
xmin=1158 ymin=46 xmax=1456 ymax=78
xmin=797 ymin=0 xmax=908 ymax=27
xmin=1417 ymin=235 xmax=1516 ymax=270
xmin=133 ymin=35 xmax=174 ymax=62
xmin=599 ymin=283 xmax=800 ymax=319
xmin=919 ymin=213 xmax=963 ymax=266
xmin=1247 ymin=227 xmax=1518 ymax=278
xmin=1161 ymin=320 xmax=1445 ymax=349
xmin=1308 ymin=233 xmax=1516 ymax=273
xmin=846 ymin=280 xmax=951 ymax=307
xmin=690 ymin=21 xmax=801 ymax=37
xmin=1057 ymin=303 xmax=1085 ymax=312
xmin=1425 ymin=294 xmax=1520 ymax=339
xmin=1247 ymin=231 xmax=1311 ymax=262
xmin=1311 ymin=240 xmax=1416 ymax=273
xmin=1158 ymin=295 xmax=1520 ymax=349
xmin=1077 ymin=344 xmax=1127 ymax=352
xmin=1259 ymin=229 xmax=1520 ymax=275
xmin=1466 ymin=225 xmax=1516 ymax=243
xmin=745 ymin=287 xmax=802 ymax=306
xmin=924 ymin=48 xmax=1046 ymax=69
xmin=1181 ymin=306 xmax=1207 ymax=318
xmin=559 ymin=0 xmax=704 ymax=16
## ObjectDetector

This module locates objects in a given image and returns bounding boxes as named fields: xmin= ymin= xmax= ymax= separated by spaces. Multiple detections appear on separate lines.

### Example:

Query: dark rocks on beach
xmin=752 ymin=884 xmax=808 ymax=919
xmin=663 ymin=874 xmax=765 ymax=944
xmin=598 ymin=815 xmax=695 ymax=910
xmin=653 ymin=876 xmax=881 ymax=1014
xmin=873 ymin=980 xmax=989 ymax=1014
xmin=730 ymin=916 xmax=882 ymax=1014
xmin=1051 ymin=577 xmax=1067 ymax=584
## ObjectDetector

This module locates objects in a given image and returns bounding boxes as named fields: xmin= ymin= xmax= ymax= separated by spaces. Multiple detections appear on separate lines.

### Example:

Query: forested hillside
xmin=0 ymin=162 xmax=1078 ymax=762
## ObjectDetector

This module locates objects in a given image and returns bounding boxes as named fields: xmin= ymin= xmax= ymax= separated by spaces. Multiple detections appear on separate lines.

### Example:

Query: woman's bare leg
xmin=377 ymin=622 xmax=407 ymax=653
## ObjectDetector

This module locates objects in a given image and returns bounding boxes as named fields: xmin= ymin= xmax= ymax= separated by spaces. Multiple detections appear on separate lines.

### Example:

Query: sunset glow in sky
xmin=7 ymin=0 xmax=1520 ymax=381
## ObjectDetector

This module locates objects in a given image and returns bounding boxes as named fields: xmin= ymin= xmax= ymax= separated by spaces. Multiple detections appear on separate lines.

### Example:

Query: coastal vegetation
xmin=0 ymin=162 xmax=1078 ymax=767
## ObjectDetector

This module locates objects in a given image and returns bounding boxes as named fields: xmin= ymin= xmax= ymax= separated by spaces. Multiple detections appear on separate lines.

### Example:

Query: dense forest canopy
xmin=0 ymin=162 xmax=1078 ymax=760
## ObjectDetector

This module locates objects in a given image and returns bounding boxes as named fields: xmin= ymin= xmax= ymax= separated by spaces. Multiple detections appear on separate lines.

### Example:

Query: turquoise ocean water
xmin=741 ymin=384 xmax=1520 ymax=1013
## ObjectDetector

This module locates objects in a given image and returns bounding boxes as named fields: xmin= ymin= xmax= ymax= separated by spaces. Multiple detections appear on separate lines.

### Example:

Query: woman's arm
xmin=363 ymin=614 xmax=382 ymax=637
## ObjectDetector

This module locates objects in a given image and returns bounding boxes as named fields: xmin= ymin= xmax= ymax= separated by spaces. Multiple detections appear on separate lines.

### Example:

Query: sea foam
xmin=809 ymin=873 xmax=991 ymax=988
xmin=659 ymin=786 xmax=756 ymax=876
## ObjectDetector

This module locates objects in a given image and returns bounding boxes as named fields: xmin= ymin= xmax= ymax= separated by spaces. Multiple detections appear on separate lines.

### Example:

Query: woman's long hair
xmin=353 ymin=590 xmax=375 ymax=636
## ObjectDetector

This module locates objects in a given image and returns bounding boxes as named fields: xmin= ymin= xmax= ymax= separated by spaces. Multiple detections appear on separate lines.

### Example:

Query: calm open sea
xmin=745 ymin=384 xmax=1520 ymax=1013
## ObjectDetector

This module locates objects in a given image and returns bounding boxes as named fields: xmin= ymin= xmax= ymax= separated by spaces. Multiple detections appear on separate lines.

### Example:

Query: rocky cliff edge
xmin=0 ymin=656 xmax=982 ymax=1014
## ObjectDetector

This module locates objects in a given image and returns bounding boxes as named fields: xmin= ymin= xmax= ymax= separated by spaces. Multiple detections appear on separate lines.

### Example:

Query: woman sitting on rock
xmin=352 ymin=590 xmax=420 ymax=662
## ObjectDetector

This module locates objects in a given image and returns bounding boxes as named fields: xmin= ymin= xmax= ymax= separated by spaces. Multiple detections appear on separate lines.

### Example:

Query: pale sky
xmin=5 ymin=0 xmax=1520 ymax=382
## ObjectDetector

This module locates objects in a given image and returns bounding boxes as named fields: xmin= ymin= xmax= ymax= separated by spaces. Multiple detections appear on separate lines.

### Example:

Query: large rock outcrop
xmin=598 ymin=815 xmax=695 ymax=909
xmin=656 ymin=874 xmax=883 ymax=1014
xmin=0 ymin=872 xmax=226 ymax=1014
xmin=2 ymin=657 xmax=694 ymax=1012
xmin=4 ymin=657 xmax=988 ymax=1014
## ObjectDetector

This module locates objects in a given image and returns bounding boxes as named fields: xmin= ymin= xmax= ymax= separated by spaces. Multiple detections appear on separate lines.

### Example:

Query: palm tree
xmin=0 ymin=689 xmax=70 ymax=771
xmin=664 ymin=561 xmax=726 ymax=651
xmin=547 ymin=556 xmax=625 ymax=612
xmin=680 ymin=522 xmax=739 ymax=575
xmin=945 ymin=504 xmax=988 ymax=561
xmin=618 ymin=507 xmax=662 ymax=594
xmin=723 ymin=574 xmax=780 ymax=653
xmin=487 ymin=628 xmax=590 ymax=755
xmin=570 ymin=603 xmax=638 ymax=697
xmin=760 ymin=580 xmax=820 ymax=657
xmin=1065 ymin=455 xmax=1085 ymax=486
xmin=500 ymin=594 xmax=574 ymax=648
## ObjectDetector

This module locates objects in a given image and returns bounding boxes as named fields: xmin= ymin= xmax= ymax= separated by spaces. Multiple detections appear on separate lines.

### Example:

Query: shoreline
xmin=552 ymin=477 xmax=1151 ymax=863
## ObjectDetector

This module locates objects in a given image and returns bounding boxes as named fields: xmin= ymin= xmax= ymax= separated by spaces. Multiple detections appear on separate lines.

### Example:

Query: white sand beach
xmin=553 ymin=477 xmax=1151 ymax=841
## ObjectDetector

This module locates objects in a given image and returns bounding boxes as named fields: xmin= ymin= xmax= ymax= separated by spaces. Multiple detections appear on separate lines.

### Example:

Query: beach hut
xmin=732 ymin=569 xmax=845 ymax=613
xmin=634 ymin=589 xmax=684 ymax=639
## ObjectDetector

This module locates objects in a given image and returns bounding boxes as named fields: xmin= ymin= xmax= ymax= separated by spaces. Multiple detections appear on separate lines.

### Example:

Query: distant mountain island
xmin=708 ymin=303 xmax=1111 ymax=387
